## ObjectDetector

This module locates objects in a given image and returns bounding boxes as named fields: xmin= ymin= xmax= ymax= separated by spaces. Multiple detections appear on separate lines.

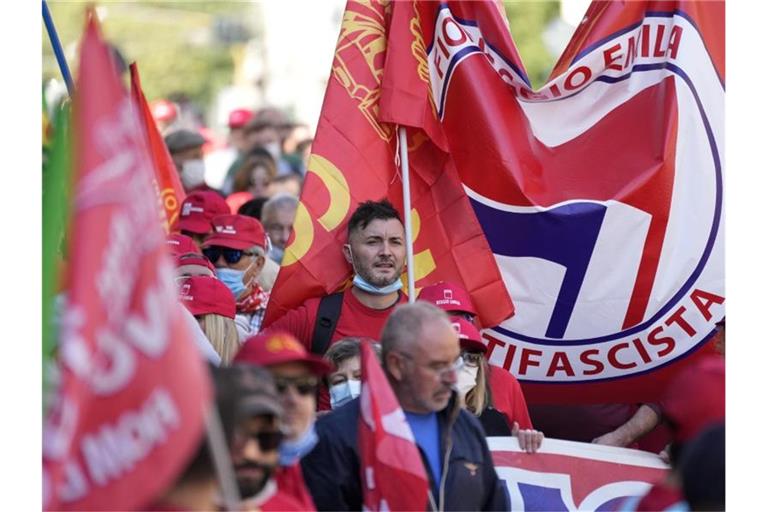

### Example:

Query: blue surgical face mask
xmin=215 ymin=267 xmax=247 ymax=298
xmin=352 ymin=274 xmax=403 ymax=295
xmin=268 ymin=245 xmax=284 ymax=264
xmin=279 ymin=423 xmax=318 ymax=466
xmin=330 ymin=379 xmax=361 ymax=409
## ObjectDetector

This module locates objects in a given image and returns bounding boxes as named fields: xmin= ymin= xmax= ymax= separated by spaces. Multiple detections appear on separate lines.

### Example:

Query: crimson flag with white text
xmin=358 ymin=342 xmax=429 ymax=511
xmin=43 ymin=12 xmax=211 ymax=510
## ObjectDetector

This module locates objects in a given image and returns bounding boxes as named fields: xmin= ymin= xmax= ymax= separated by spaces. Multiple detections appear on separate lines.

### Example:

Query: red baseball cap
xmin=150 ymin=99 xmax=177 ymax=123
xmin=234 ymin=330 xmax=331 ymax=376
xmin=203 ymin=214 xmax=267 ymax=251
xmin=418 ymin=281 xmax=477 ymax=316
xmin=174 ymin=252 xmax=216 ymax=273
xmin=661 ymin=355 xmax=725 ymax=444
xmin=450 ymin=317 xmax=487 ymax=353
xmin=166 ymin=233 xmax=201 ymax=256
xmin=228 ymin=108 xmax=253 ymax=129
xmin=178 ymin=191 xmax=230 ymax=234
xmin=178 ymin=276 xmax=236 ymax=319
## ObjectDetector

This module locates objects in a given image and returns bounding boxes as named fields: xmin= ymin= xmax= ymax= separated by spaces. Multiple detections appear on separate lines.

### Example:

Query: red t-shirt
xmin=265 ymin=288 xmax=406 ymax=410
xmin=259 ymin=489 xmax=307 ymax=511
xmin=624 ymin=481 xmax=685 ymax=511
xmin=273 ymin=463 xmax=316 ymax=511
xmin=488 ymin=366 xmax=533 ymax=429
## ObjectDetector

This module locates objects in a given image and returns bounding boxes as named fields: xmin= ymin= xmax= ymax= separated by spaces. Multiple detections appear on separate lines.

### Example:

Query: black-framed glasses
xmin=202 ymin=246 xmax=256 ymax=264
xmin=237 ymin=429 xmax=284 ymax=452
xmin=273 ymin=376 xmax=319 ymax=396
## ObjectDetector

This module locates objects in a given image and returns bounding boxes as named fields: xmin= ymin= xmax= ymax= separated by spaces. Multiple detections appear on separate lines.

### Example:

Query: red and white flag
xmin=43 ymin=11 xmax=211 ymax=510
xmin=129 ymin=62 xmax=186 ymax=233
xmin=358 ymin=342 xmax=429 ymax=511
xmin=379 ymin=0 xmax=724 ymax=404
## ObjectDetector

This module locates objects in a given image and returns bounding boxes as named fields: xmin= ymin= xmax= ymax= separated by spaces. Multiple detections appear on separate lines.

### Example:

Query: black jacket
xmin=301 ymin=394 xmax=510 ymax=511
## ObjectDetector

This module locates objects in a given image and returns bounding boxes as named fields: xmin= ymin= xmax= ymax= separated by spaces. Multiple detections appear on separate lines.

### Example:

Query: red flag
xmin=129 ymin=62 xmax=186 ymax=233
xmin=262 ymin=0 xmax=513 ymax=329
xmin=358 ymin=342 xmax=428 ymax=511
xmin=378 ymin=0 xmax=724 ymax=404
xmin=42 ymin=11 xmax=211 ymax=510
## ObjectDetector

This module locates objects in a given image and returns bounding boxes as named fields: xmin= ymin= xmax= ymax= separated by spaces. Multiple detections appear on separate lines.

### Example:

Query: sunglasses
xmin=273 ymin=376 xmax=319 ymax=396
xmin=202 ymin=246 xmax=256 ymax=264
xmin=237 ymin=429 xmax=284 ymax=452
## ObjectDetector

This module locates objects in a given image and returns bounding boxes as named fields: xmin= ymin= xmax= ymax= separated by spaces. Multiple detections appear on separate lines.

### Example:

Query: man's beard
xmin=351 ymin=252 xmax=402 ymax=287
xmin=235 ymin=461 xmax=275 ymax=499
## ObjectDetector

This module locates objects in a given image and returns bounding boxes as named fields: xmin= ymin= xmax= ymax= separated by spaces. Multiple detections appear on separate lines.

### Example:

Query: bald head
xmin=381 ymin=302 xmax=461 ymax=413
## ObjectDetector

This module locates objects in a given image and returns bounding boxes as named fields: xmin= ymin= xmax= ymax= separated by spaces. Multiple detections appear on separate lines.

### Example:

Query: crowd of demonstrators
xmin=302 ymin=302 xmax=510 ymax=510
xmin=146 ymin=102 xmax=726 ymax=509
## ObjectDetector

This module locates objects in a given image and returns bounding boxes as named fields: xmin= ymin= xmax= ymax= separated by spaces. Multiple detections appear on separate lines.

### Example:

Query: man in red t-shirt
xmin=262 ymin=199 xmax=408 ymax=409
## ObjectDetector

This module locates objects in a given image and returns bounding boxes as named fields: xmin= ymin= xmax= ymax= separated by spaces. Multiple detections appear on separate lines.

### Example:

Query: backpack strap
xmin=310 ymin=292 xmax=345 ymax=356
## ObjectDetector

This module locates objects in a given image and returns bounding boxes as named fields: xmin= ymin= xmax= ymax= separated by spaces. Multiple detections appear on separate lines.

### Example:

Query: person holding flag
xmin=301 ymin=302 xmax=509 ymax=510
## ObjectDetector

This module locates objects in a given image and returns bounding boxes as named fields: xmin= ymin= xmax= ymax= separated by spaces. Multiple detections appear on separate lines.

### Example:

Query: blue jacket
xmin=301 ymin=393 xmax=510 ymax=511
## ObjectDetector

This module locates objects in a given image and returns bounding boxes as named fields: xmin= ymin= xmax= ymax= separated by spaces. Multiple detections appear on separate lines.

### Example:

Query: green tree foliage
xmin=42 ymin=1 xmax=257 ymax=106
xmin=502 ymin=1 xmax=561 ymax=89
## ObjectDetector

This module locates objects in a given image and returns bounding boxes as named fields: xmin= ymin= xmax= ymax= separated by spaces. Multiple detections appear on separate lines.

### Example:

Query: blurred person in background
xmin=236 ymin=197 xmax=282 ymax=293
xmin=176 ymin=191 xmax=230 ymax=247
xmin=226 ymin=148 xmax=278 ymax=213
xmin=322 ymin=337 xmax=380 ymax=410
xmin=178 ymin=275 xmax=239 ymax=364
xmin=282 ymin=124 xmax=312 ymax=175
xmin=165 ymin=129 xmax=220 ymax=194
xmin=205 ymin=108 xmax=254 ymax=190
xmin=166 ymin=233 xmax=201 ymax=257
xmin=203 ymin=214 xmax=270 ymax=341
xmin=679 ymin=423 xmax=725 ymax=511
xmin=268 ymin=174 xmax=303 ymax=198
xmin=215 ymin=364 xmax=306 ymax=511
xmin=150 ymin=98 xmax=178 ymax=134
xmin=451 ymin=317 xmax=543 ymax=451
xmin=261 ymin=193 xmax=298 ymax=264
xmin=235 ymin=330 xmax=333 ymax=511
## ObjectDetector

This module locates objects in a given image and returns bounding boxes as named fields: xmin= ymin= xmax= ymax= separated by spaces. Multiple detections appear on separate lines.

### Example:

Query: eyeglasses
xmin=273 ymin=376 xmax=319 ymax=396
xmin=237 ymin=429 xmax=284 ymax=452
xmin=398 ymin=352 xmax=464 ymax=377
xmin=461 ymin=351 xmax=484 ymax=367
xmin=202 ymin=246 xmax=257 ymax=264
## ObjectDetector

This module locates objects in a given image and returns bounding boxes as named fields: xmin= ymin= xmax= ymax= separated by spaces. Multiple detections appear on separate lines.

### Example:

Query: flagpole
xmin=203 ymin=404 xmax=241 ymax=511
xmin=42 ymin=0 xmax=74 ymax=96
xmin=398 ymin=126 xmax=416 ymax=303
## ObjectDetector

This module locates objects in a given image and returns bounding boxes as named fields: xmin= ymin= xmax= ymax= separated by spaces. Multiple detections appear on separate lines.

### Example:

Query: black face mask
xmin=234 ymin=460 xmax=276 ymax=498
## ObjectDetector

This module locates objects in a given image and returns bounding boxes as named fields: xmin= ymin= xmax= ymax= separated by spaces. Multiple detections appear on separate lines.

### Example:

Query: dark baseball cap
xmin=214 ymin=364 xmax=283 ymax=421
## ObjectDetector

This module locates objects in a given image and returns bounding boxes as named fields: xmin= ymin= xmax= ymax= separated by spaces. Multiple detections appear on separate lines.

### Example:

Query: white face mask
xmin=329 ymin=379 xmax=362 ymax=409
xmin=455 ymin=365 xmax=478 ymax=399
xmin=181 ymin=159 xmax=206 ymax=189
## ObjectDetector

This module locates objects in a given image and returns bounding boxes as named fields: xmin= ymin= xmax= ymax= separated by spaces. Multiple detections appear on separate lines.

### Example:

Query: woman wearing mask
xmin=178 ymin=275 xmax=239 ymax=364
xmin=322 ymin=338 xmax=381 ymax=410
xmin=452 ymin=317 xmax=544 ymax=453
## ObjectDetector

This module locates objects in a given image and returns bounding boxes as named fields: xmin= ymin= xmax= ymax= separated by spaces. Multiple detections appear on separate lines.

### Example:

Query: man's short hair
xmin=262 ymin=192 xmax=299 ymax=220
xmin=347 ymin=199 xmax=402 ymax=237
xmin=380 ymin=302 xmax=448 ymax=362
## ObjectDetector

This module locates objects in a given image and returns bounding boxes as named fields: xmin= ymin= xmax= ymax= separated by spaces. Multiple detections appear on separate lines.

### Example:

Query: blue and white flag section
xmin=382 ymin=1 xmax=724 ymax=403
